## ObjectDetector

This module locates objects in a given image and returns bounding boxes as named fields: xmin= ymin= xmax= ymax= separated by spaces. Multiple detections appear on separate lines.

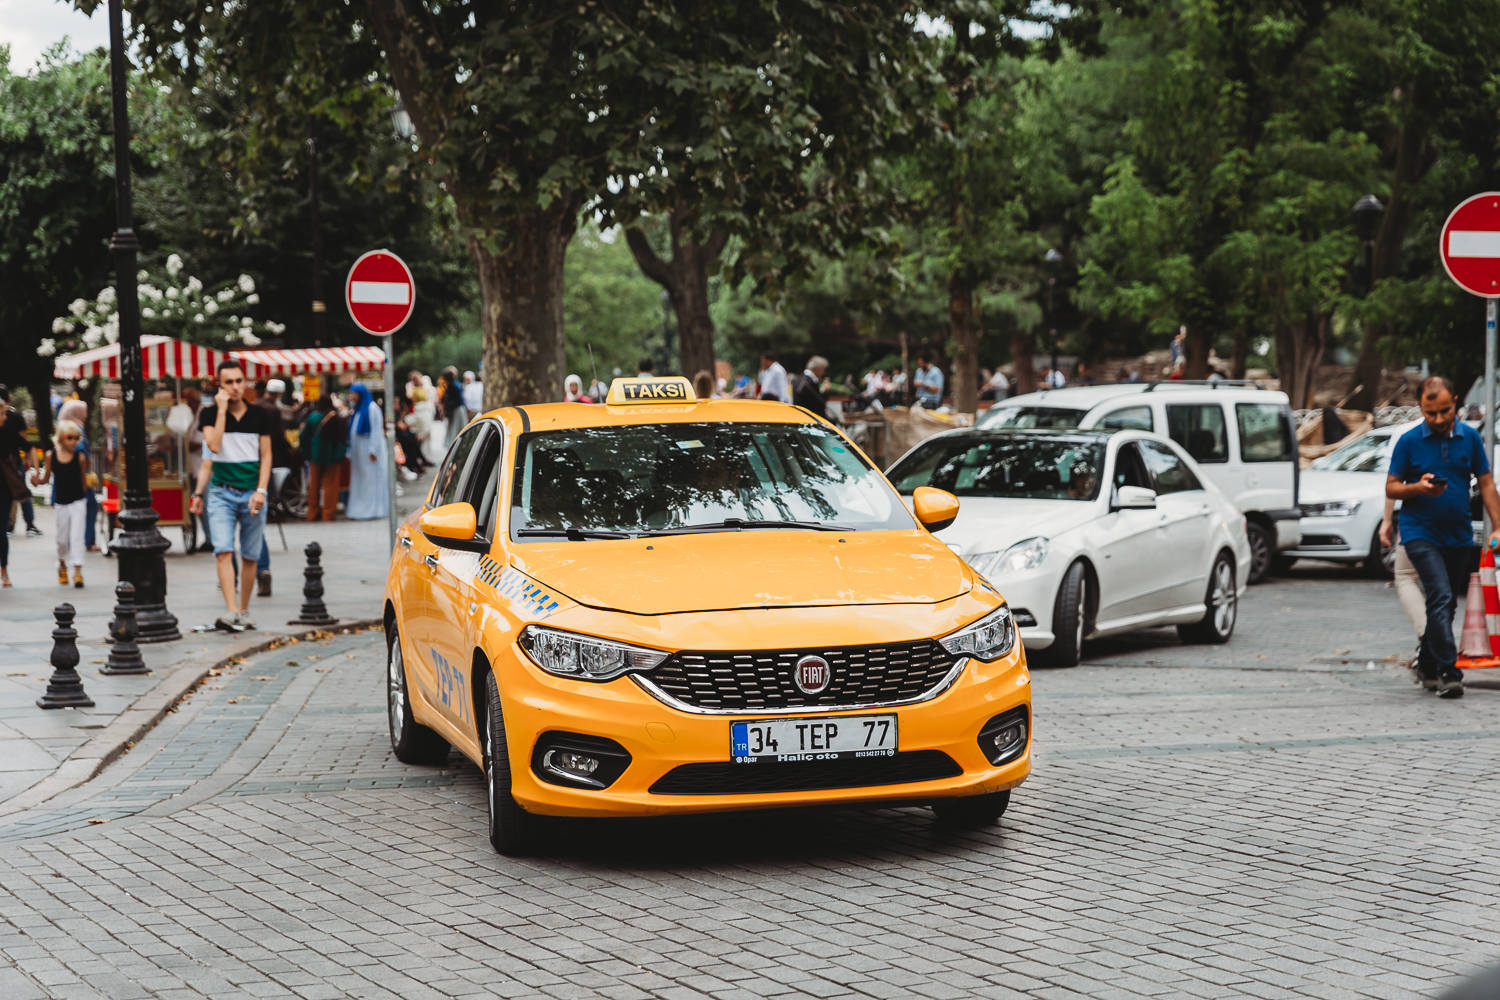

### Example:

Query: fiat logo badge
xmin=794 ymin=655 xmax=831 ymax=695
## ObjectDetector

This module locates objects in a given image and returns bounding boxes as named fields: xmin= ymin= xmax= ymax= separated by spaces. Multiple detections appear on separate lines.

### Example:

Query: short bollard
xmin=288 ymin=541 xmax=338 ymax=627
xmin=101 ymin=581 xmax=149 ymax=675
xmin=38 ymin=603 xmax=95 ymax=709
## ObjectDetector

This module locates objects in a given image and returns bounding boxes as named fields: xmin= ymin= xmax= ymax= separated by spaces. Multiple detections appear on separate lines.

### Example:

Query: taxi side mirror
xmin=912 ymin=486 xmax=960 ymax=533
xmin=1111 ymin=485 xmax=1157 ymax=511
xmin=419 ymin=502 xmax=488 ymax=552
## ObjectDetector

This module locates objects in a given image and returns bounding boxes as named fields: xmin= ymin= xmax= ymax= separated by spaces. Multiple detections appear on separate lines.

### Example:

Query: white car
xmin=978 ymin=383 xmax=1301 ymax=583
xmin=887 ymin=427 xmax=1252 ymax=667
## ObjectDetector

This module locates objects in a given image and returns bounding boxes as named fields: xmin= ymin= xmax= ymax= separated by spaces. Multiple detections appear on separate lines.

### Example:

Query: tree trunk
xmin=1229 ymin=323 xmax=1248 ymax=380
xmin=949 ymin=274 xmax=978 ymax=414
xmin=1184 ymin=325 xmax=1210 ymax=380
xmin=28 ymin=376 xmax=54 ymax=448
xmin=1010 ymin=333 xmax=1036 ymax=395
xmin=472 ymin=199 xmax=579 ymax=410
xmin=625 ymin=205 xmax=726 ymax=382
xmin=1280 ymin=311 xmax=1328 ymax=410
xmin=1349 ymin=101 xmax=1425 ymax=412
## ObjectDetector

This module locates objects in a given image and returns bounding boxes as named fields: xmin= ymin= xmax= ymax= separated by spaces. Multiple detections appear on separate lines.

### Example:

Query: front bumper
xmin=496 ymin=640 xmax=1032 ymax=818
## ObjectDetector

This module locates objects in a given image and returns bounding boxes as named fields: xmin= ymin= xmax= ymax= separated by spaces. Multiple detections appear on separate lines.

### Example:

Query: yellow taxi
xmin=383 ymin=376 xmax=1031 ymax=854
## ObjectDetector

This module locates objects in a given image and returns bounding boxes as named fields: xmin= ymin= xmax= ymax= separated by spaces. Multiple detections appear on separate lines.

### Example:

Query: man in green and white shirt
xmin=189 ymin=359 xmax=272 ymax=631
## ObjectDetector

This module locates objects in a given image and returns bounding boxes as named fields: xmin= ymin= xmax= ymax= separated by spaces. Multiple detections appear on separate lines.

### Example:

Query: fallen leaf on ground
xmin=87 ymin=818 xmax=109 ymax=825
xmin=251 ymin=676 xmax=274 ymax=681
xmin=316 ymin=668 xmax=332 ymax=672
xmin=286 ymin=661 xmax=299 ymax=666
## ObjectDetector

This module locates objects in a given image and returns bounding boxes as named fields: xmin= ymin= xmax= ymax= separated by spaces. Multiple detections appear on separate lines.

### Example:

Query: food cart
xmin=53 ymin=335 xmax=229 ymax=553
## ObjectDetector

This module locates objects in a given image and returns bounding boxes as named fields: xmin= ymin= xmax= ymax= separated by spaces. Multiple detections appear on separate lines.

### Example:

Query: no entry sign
xmin=345 ymin=249 xmax=415 ymax=335
xmin=1441 ymin=193 xmax=1500 ymax=298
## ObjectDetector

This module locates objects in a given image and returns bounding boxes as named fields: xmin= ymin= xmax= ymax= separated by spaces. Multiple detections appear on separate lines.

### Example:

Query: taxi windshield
xmin=510 ymin=422 xmax=913 ymax=537
xmin=889 ymin=433 xmax=1105 ymax=501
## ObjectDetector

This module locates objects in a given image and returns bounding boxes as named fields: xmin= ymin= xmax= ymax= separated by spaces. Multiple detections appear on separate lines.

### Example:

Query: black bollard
xmin=38 ymin=603 xmax=95 ymax=709
xmin=101 ymin=582 xmax=149 ymax=675
xmin=287 ymin=541 xmax=338 ymax=627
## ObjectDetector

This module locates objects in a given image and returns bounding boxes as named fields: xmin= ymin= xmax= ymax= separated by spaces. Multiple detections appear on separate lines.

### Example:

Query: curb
xmin=0 ymin=618 xmax=381 ymax=819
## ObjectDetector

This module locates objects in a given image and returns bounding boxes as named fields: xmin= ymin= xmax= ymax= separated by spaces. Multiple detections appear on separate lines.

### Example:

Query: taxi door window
xmin=1139 ymin=439 xmax=1202 ymax=494
xmin=1166 ymin=403 xmax=1229 ymax=463
xmin=1236 ymin=403 xmax=1294 ymax=462
xmin=1097 ymin=406 xmax=1154 ymax=433
xmin=467 ymin=429 xmax=504 ymax=541
xmin=435 ymin=424 xmax=487 ymax=508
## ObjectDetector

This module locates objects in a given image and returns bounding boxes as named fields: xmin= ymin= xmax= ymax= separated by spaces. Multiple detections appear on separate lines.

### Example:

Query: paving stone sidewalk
xmin=0 ymin=567 xmax=1496 ymax=1000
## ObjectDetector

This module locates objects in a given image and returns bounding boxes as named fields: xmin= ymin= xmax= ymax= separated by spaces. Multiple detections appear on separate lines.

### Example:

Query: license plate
xmin=730 ymin=714 xmax=897 ymax=763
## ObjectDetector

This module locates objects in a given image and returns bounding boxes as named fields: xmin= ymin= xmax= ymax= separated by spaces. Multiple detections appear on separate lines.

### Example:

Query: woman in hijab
xmin=345 ymin=383 xmax=389 ymax=520
xmin=564 ymin=374 xmax=593 ymax=403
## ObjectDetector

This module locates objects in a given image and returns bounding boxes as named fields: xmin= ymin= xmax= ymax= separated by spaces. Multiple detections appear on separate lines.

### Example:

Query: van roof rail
xmin=1141 ymin=379 xmax=1262 ymax=392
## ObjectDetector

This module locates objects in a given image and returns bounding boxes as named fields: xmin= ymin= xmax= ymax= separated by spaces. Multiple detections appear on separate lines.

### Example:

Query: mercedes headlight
xmin=969 ymin=536 xmax=1050 ymax=577
xmin=938 ymin=605 xmax=1016 ymax=662
xmin=519 ymin=625 xmax=669 ymax=682
xmin=1301 ymin=500 xmax=1360 ymax=517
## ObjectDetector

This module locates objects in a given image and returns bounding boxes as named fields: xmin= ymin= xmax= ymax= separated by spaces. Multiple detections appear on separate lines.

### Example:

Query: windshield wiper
xmin=640 ymin=518 xmax=853 ymax=536
xmin=516 ymin=528 xmax=635 ymax=541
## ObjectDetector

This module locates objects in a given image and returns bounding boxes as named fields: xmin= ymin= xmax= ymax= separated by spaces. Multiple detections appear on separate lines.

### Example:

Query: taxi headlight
xmin=519 ymin=625 xmax=669 ymax=682
xmin=938 ymin=605 xmax=1016 ymax=662
xmin=969 ymin=536 xmax=1049 ymax=577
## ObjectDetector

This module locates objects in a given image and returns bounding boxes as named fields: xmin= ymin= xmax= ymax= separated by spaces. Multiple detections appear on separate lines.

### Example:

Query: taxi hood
xmin=507 ymin=531 xmax=970 ymax=615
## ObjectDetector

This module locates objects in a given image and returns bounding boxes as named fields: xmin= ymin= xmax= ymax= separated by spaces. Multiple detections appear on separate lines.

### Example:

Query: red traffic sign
xmin=345 ymin=249 xmax=415 ymax=335
xmin=1441 ymin=193 xmax=1500 ymax=298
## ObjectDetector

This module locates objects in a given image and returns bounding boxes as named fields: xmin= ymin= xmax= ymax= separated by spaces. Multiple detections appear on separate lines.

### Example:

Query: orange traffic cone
xmin=1460 ymin=572 xmax=1491 ymax=657
xmin=1483 ymin=547 xmax=1500 ymax=657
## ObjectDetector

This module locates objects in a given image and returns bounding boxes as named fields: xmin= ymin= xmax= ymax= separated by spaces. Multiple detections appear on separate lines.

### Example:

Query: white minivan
xmin=976 ymin=382 xmax=1301 ymax=582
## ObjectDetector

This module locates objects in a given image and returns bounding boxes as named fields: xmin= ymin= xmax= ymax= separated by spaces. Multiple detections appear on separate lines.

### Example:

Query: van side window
xmin=1236 ymin=403 xmax=1294 ymax=462
xmin=1166 ymin=404 xmax=1228 ymax=463
xmin=1097 ymin=406 xmax=1153 ymax=432
xmin=1139 ymin=440 xmax=1202 ymax=494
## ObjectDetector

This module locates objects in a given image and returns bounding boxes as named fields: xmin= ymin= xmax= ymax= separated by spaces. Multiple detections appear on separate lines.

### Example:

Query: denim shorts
xmin=206 ymin=485 xmax=267 ymax=560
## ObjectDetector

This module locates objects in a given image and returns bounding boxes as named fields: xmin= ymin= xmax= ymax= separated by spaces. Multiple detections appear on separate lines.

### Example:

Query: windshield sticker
xmin=675 ymin=439 xmax=704 ymax=449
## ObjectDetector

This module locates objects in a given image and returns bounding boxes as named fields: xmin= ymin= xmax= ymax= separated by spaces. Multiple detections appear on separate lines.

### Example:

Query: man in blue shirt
xmin=1387 ymin=376 xmax=1500 ymax=698
xmin=914 ymin=355 xmax=945 ymax=409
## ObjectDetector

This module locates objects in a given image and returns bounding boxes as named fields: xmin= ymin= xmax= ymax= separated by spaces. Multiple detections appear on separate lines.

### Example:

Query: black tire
xmin=1178 ymin=552 xmax=1237 ymax=644
xmin=482 ymin=670 xmax=541 ymax=856
xmin=931 ymin=789 xmax=1011 ymax=826
xmin=387 ymin=627 xmax=451 ymax=765
xmin=1365 ymin=525 xmax=1395 ymax=579
xmin=1270 ymin=554 xmax=1296 ymax=575
xmin=1246 ymin=521 xmax=1273 ymax=584
xmin=1037 ymin=561 xmax=1087 ymax=668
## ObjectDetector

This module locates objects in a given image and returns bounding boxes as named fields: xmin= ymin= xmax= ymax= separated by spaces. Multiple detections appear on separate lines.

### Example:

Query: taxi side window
xmin=1139 ymin=439 xmax=1202 ymax=494
xmin=467 ymin=429 xmax=504 ymax=540
xmin=435 ymin=424 xmax=486 ymax=508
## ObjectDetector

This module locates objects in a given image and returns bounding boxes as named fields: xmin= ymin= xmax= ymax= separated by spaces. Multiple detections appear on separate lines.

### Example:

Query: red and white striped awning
xmin=232 ymin=346 xmax=387 ymax=375
xmin=53 ymin=335 xmax=227 ymax=380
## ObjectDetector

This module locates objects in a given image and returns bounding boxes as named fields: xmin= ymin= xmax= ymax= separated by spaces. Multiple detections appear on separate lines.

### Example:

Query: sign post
xmin=1440 ymin=194 xmax=1500 ymax=540
xmin=345 ymin=249 xmax=416 ymax=554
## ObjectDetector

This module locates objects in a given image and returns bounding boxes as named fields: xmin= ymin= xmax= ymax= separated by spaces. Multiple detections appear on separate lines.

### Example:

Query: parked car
xmin=978 ymin=382 xmax=1300 ymax=583
xmin=887 ymin=427 xmax=1252 ymax=667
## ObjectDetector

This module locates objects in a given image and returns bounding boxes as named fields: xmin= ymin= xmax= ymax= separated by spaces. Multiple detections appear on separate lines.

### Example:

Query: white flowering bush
xmin=43 ymin=254 xmax=286 ymax=357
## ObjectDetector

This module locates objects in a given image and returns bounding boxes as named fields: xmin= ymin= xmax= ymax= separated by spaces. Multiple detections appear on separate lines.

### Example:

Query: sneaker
xmin=234 ymin=610 xmax=257 ymax=630
xmin=215 ymin=614 xmax=244 ymax=633
xmin=257 ymin=570 xmax=272 ymax=598
xmin=1437 ymin=666 xmax=1465 ymax=699
xmin=1418 ymin=661 xmax=1440 ymax=692
xmin=26 ymin=524 xmax=42 ymax=537
xmin=72 ymin=568 xmax=83 ymax=589
xmin=58 ymin=561 xmax=68 ymax=585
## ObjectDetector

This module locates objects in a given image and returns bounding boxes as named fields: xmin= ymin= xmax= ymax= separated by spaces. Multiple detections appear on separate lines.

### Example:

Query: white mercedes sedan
xmin=887 ymin=428 xmax=1252 ymax=667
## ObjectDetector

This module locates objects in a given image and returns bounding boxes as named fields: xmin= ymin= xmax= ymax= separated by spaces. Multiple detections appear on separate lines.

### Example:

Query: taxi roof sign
xmin=606 ymin=376 xmax=697 ymax=404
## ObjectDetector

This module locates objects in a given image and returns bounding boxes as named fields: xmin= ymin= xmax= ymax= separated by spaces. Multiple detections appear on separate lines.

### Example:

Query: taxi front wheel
xmin=931 ymin=789 xmax=1011 ymax=826
xmin=483 ymin=670 xmax=541 ymax=856
xmin=387 ymin=627 xmax=450 ymax=766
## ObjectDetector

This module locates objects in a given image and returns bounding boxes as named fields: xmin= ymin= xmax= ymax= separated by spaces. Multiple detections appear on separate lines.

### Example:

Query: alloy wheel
xmin=387 ymin=640 xmax=405 ymax=745
xmin=1211 ymin=560 xmax=1237 ymax=636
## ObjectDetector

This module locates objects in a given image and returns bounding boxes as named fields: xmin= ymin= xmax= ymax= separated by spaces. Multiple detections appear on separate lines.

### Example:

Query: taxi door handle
xmin=424 ymin=554 xmax=439 ymax=571
xmin=399 ymin=535 xmax=412 ymax=548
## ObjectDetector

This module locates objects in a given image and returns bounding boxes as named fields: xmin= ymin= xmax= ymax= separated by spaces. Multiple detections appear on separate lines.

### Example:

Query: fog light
xmin=977 ymin=707 xmax=1029 ymax=765
xmin=530 ymin=732 xmax=632 ymax=790
xmin=545 ymin=751 xmax=599 ymax=777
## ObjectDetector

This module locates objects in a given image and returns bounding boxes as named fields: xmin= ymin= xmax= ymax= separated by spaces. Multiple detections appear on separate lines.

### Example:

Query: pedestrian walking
xmin=34 ymin=420 xmax=89 ymax=587
xmin=190 ymin=359 xmax=272 ymax=632
xmin=301 ymin=396 xmax=346 ymax=522
xmin=345 ymin=383 xmax=390 ymax=521
xmin=758 ymin=352 xmax=790 ymax=403
xmin=0 ymin=386 xmax=33 ymax=586
xmin=1385 ymin=376 xmax=1500 ymax=698
xmin=913 ymin=355 xmax=944 ymax=409
xmin=793 ymin=356 xmax=831 ymax=420
xmin=637 ymin=356 xmax=656 ymax=379
xmin=564 ymin=374 xmax=594 ymax=403
xmin=438 ymin=367 xmax=467 ymax=446
xmin=462 ymin=370 xmax=484 ymax=415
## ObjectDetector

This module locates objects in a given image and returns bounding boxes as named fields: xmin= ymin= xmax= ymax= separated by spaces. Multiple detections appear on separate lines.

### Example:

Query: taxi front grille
xmin=649 ymin=750 xmax=962 ymax=795
xmin=639 ymin=639 xmax=957 ymax=712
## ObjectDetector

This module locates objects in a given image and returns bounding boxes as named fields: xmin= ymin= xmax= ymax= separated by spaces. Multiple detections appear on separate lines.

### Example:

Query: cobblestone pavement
xmin=1 ymin=573 xmax=1498 ymax=1000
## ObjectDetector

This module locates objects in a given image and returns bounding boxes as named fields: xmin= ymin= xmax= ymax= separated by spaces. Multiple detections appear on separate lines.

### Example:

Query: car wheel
xmin=1245 ymin=521 xmax=1273 ymax=584
xmin=483 ymin=669 xmax=541 ymax=856
xmin=387 ymin=626 xmax=450 ymax=765
xmin=1038 ymin=561 xmax=1087 ymax=668
xmin=931 ymin=789 xmax=1011 ymax=826
xmin=1366 ymin=525 xmax=1395 ymax=579
xmin=1178 ymin=552 xmax=1237 ymax=644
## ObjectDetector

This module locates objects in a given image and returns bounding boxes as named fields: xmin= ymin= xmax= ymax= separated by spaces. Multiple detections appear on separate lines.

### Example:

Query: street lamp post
xmin=1045 ymin=248 xmax=1064 ymax=380
xmin=106 ymin=0 xmax=178 ymax=642
xmin=1352 ymin=194 xmax=1384 ymax=293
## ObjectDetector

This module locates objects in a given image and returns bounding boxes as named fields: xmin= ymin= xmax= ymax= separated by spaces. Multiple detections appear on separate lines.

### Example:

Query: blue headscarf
xmin=350 ymin=383 xmax=374 ymax=436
